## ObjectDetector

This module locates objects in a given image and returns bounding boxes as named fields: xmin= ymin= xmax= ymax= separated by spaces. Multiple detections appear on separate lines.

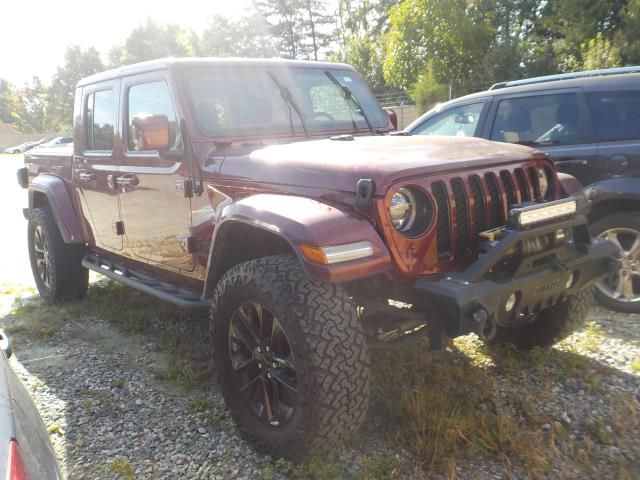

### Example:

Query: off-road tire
xmin=211 ymin=255 xmax=370 ymax=457
xmin=590 ymin=212 xmax=640 ymax=313
xmin=487 ymin=288 xmax=593 ymax=350
xmin=28 ymin=206 xmax=88 ymax=302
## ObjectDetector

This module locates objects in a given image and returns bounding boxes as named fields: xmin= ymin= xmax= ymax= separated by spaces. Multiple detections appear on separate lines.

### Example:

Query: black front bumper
xmin=414 ymin=212 xmax=617 ymax=339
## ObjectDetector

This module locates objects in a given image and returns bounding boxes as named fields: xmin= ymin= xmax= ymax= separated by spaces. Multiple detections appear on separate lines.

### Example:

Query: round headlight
xmin=390 ymin=188 xmax=417 ymax=232
xmin=537 ymin=167 xmax=549 ymax=198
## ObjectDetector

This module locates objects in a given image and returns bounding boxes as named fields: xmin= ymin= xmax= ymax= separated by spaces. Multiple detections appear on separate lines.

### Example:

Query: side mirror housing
xmin=0 ymin=329 xmax=12 ymax=359
xmin=131 ymin=115 xmax=170 ymax=151
xmin=384 ymin=108 xmax=398 ymax=131
xmin=455 ymin=114 xmax=475 ymax=125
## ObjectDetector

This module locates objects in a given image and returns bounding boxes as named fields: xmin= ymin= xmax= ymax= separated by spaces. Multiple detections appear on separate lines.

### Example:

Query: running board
xmin=82 ymin=253 xmax=209 ymax=311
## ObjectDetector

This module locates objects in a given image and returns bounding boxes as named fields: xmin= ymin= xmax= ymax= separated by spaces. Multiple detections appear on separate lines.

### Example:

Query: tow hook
xmin=473 ymin=307 xmax=497 ymax=341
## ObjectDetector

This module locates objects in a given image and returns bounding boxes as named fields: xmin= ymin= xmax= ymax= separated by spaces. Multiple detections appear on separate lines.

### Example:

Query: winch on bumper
xmin=415 ymin=197 xmax=618 ymax=340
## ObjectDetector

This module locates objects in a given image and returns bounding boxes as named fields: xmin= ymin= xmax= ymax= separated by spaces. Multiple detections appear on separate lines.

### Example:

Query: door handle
xmin=115 ymin=174 xmax=139 ymax=187
xmin=78 ymin=171 xmax=96 ymax=182
xmin=555 ymin=159 xmax=587 ymax=169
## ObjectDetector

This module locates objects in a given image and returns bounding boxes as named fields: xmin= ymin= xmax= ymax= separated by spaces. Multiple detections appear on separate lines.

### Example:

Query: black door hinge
xmin=113 ymin=220 xmax=125 ymax=236
xmin=176 ymin=178 xmax=203 ymax=199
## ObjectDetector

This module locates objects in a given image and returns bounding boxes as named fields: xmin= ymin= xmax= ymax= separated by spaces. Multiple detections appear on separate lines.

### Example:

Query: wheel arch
xmin=202 ymin=194 xmax=392 ymax=299
xmin=585 ymin=178 xmax=640 ymax=223
xmin=28 ymin=175 xmax=85 ymax=244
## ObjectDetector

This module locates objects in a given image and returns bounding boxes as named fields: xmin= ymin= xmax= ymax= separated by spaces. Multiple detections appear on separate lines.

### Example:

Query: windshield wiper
xmin=267 ymin=71 xmax=309 ymax=138
xmin=324 ymin=70 xmax=376 ymax=135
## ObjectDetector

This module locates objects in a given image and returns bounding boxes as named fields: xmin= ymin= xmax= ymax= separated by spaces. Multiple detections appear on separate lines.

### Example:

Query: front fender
xmin=213 ymin=194 xmax=392 ymax=283
xmin=584 ymin=177 xmax=640 ymax=205
xmin=29 ymin=174 xmax=84 ymax=243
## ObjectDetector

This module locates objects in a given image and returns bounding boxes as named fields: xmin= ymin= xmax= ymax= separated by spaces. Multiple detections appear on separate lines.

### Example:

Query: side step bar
xmin=82 ymin=253 xmax=210 ymax=311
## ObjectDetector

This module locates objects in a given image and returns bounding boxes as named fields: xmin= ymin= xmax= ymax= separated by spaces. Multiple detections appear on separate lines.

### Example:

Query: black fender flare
xmin=27 ymin=174 xmax=85 ymax=244
xmin=584 ymin=177 xmax=640 ymax=203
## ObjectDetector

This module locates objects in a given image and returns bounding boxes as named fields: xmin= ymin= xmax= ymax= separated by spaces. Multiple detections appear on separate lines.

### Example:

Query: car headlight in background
xmin=390 ymin=188 xmax=417 ymax=232
xmin=389 ymin=186 xmax=435 ymax=237
xmin=537 ymin=167 xmax=549 ymax=198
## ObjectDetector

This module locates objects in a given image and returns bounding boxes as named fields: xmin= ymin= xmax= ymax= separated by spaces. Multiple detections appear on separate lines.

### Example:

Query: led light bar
xmin=322 ymin=241 xmax=374 ymax=264
xmin=512 ymin=199 xmax=577 ymax=227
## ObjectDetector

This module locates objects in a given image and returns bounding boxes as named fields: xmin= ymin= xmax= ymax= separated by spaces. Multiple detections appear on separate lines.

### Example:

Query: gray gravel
xmin=1 ymin=289 xmax=639 ymax=479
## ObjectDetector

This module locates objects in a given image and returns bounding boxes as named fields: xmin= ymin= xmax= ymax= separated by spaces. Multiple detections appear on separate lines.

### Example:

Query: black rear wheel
xmin=28 ymin=206 xmax=88 ymax=302
xmin=211 ymin=255 xmax=369 ymax=457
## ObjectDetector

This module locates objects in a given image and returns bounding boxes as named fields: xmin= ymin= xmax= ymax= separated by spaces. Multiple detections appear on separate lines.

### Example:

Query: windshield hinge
xmin=355 ymin=178 xmax=376 ymax=207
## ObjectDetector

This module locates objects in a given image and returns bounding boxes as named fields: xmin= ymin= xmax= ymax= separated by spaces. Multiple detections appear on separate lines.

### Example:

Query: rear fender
xmin=28 ymin=174 xmax=84 ymax=244
xmin=206 ymin=194 xmax=392 ymax=288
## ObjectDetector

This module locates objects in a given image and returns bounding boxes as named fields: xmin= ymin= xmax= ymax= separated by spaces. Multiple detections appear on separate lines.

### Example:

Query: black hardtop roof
xmin=436 ymin=71 xmax=640 ymax=109
xmin=77 ymin=57 xmax=355 ymax=88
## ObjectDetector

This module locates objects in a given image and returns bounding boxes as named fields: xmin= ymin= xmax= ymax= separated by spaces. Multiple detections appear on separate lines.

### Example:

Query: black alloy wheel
xmin=228 ymin=300 xmax=297 ymax=427
xmin=32 ymin=225 xmax=52 ymax=288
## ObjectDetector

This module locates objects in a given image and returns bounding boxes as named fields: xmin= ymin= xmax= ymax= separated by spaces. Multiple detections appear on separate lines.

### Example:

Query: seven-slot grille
xmin=431 ymin=167 xmax=542 ymax=261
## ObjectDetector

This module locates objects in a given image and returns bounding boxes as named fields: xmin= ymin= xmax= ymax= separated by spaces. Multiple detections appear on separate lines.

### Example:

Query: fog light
xmin=505 ymin=292 xmax=517 ymax=312
xmin=565 ymin=272 xmax=575 ymax=289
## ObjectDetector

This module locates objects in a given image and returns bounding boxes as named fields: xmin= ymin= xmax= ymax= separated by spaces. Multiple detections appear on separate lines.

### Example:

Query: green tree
xmin=383 ymin=0 xmax=493 ymax=93
xmin=109 ymin=19 xmax=195 ymax=66
xmin=616 ymin=0 xmax=640 ymax=64
xmin=12 ymin=77 xmax=49 ymax=133
xmin=0 ymin=79 xmax=16 ymax=125
xmin=255 ymin=0 xmax=333 ymax=59
xmin=47 ymin=46 xmax=103 ymax=131
xmin=255 ymin=0 xmax=306 ymax=58
xmin=566 ymin=33 xmax=622 ymax=71
xmin=412 ymin=62 xmax=449 ymax=113
xmin=199 ymin=13 xmax=277 ymax=57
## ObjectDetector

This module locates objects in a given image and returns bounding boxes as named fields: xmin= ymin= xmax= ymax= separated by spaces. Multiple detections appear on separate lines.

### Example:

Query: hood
xmin=217 ymin=135 xmax=548 ymax=194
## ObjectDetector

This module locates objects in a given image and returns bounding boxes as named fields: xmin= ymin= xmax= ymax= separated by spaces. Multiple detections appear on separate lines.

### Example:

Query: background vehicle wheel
xmin=487 ymin=288 xmax=593 ymax=350
xmin=28 ymin=206 xmax=88 ymax=302
xmin=13 ymin=149 xmax=20 ymax=154
xmin=590 ymin=212 xmax=640 ymax=313
xmin=211 ymin=255 xmax=369 ymax=457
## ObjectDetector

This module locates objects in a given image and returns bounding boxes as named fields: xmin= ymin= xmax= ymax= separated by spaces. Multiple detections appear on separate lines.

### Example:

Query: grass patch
xmin=631 ymin=357 xmax=640 ymax=373
xmin=361 ymin=454 xmax=401 ymax=479
xmin=371 ymin=344 xmax=552 ymax=476
xmin=109 ymin=458 xmax=135 ymax=480
xmin=7 ymin=280 xmax=214 ymax=390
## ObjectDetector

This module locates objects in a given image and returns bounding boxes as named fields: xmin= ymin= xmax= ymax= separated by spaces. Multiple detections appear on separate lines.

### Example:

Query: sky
xmin=0 ymin=0 xmax=255 ymax=86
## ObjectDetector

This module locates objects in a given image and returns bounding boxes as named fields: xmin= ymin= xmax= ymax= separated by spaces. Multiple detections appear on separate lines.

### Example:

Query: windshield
xmin=183 ymin=65 xmax=388 ymax=138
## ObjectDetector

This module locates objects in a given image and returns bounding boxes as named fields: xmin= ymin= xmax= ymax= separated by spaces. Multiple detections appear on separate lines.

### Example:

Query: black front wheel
xmin=211 ymin=255 xmax=370 ymax=457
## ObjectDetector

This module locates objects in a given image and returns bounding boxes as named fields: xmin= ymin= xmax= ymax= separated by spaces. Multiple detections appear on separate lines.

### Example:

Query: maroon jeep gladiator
xmin=18 ymin=58 xmax=615 ymax=455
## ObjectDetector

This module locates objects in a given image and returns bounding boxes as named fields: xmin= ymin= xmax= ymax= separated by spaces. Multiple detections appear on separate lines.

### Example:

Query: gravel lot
xmin=1 ymin=153 xmax=639 ymax=479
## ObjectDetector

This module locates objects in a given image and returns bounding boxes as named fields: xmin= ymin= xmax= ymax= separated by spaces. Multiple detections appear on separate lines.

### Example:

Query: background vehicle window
xmin=85 ymin=90 xmax=114 ymax=151
xmin=490 ymin=93 xmax=582 ymax=146
xmin=411 ymin=102 xmax=484 ymax=137
xmin=587 ymin=91 xmax=640 ymax=142
xmin=128 ymin=81 xmax=181 ymax=151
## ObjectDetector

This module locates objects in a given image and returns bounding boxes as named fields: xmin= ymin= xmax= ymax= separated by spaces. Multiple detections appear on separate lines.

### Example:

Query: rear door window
xmin=587 ymin=91 xmax=640 ymax=142
xmin=411 ymin=102 xmax=484 ymax=137
xmin=85 ymin=90 xmax=114 ymax=151
xmin=490 ymin=93 xmax=584 ymax=147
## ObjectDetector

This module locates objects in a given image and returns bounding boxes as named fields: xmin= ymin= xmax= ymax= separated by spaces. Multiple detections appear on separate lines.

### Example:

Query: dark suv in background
xmin=407 ymin=66 xmax=640 ymax=312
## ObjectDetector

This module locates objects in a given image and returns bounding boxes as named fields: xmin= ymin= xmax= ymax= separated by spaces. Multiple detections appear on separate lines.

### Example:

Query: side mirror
xmin=131 ymin=115 xmax=170 ymax=151
xmin=0 ymin=329 xmax=12 ymax=359
xmin=455 ymin=113 xmax=475 ymax=125
xmin=384 ymin=108 xmax=398 ymax=131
